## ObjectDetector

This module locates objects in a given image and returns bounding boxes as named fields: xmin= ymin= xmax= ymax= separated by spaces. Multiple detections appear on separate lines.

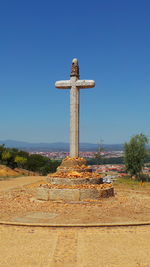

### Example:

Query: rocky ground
xmin=0 ymin=177 xmax=150 ymax=224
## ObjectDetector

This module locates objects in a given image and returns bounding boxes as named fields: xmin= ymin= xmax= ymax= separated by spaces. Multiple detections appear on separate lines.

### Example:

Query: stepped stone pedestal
xmin=36 ymin=157 xmax=114 ymax=202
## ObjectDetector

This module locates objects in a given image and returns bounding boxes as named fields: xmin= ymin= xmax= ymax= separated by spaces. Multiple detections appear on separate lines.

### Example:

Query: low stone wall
xmin=36 ymin=186 xmax=114 ymax=201
xmin=47 ymin=177 xmax=103 ymax=186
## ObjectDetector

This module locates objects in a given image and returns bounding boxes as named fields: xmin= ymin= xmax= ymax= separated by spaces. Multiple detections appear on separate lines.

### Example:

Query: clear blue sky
xmin=0 ymin=0 xmax=150 ymax=144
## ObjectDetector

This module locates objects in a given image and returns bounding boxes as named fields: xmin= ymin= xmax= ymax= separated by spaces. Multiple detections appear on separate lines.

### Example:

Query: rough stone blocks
xmin=36 ymin=188 xmax=49 ymax=201
xmin=49 ymin=188 xmax=80 ymax=201
xmin=36 ymin=187 xmax=114 ymax=201
xmin=80 ymin=188 xmax=100 ymax=200
xmin=47 ymin=177 xmax=103 ymax=185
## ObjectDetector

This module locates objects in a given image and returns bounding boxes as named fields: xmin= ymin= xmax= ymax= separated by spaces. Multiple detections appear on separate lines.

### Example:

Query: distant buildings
xmin=29 ymin=150 xmax=124 ymax=160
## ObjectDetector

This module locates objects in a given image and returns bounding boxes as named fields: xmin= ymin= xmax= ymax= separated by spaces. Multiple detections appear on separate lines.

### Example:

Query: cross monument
xmin=55 ymin=58 xmax=95 ymax=158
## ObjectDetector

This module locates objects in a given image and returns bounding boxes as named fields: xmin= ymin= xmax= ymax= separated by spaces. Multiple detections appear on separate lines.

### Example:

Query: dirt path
xmin=0 ymin=176 xmax=46 ymax=191
xmin=0 ymin=225 xmax=150 ymax=267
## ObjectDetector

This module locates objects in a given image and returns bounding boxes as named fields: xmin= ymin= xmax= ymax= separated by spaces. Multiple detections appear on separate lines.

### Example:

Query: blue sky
xmin=0 ymin=0 xmax=150 ymax=144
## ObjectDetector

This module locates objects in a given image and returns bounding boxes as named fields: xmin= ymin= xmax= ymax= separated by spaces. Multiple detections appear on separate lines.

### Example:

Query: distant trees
xmin=94 ymin=151 xmax=103 ymax=165
xmin=14 ymin=156 xmax=27 ymax=168
xmin=88 ymin=156 xmax=124 ymax=165
xmin=93 ymin=144 xmax=105 ymax=165
xmin=0 ymin=145 xmax=60 ymax=175
xmin=1 ymin=150 xmax=11 ymax=164
xmin=124 ymin=134 xmax=148 ymax=178
xmin=25 ymin=154 xmax=60 ymax=175
xmin=0 ymin=144 xmax=5 ymax=156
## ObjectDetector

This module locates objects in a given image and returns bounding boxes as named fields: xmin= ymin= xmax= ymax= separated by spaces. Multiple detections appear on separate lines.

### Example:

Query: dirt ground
xmin=0 ymin=177 xmax=150 ymax=224
xmin=0 ymin=176 xmax=150 ymax=267
xmin=0 ymin=225 xmax=150 ymax=267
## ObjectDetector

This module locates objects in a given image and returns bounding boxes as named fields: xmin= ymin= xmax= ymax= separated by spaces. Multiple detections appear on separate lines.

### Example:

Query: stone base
xmin=47 ymin=177 xmax=103 ymax=186
xmin=39 ymin=156 xmax=114 ymax=202
xmin=56 ymin=157 xmax=92 ymax=173
xmin=36 ymin=186 xmax=114 ymax=201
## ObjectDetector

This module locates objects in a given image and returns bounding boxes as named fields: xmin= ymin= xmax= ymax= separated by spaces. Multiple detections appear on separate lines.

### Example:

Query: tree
xmin=26 ymin=154 xmax=60 ymax=175
xmin=18 ymin=150 xmax=29 ymax=158
xmin=124 ymin=134 xmax=148 ymax=178
xmin=0 ymin=145 xmax=5 ymax=161
xmin=1 ymin=150 xmax=12 ymax=165
xmin=14 ymin=156 xmax=27 ymax=168
xmin=94 ymin=151 xmax=103 ymax=164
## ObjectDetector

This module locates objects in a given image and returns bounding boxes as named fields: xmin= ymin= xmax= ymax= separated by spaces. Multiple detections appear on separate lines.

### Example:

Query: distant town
xmin=29 ymin=150 xmax=124 ymax=160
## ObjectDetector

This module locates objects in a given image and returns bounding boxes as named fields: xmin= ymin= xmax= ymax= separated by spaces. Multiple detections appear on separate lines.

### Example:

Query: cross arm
xmin=75 ymin=80 xmax=95 ymax=89
xmin=55 ymin=80 xmax=72 ymax=89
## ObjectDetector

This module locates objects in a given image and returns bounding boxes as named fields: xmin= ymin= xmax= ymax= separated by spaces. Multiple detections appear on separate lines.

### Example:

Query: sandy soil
xmin=0 ymin=175 xmax=45 ymax=191
xmin=1 ymin=176 xmax=150 ymax=267
xmin=0 ymin=225 xmax=150 ymax=267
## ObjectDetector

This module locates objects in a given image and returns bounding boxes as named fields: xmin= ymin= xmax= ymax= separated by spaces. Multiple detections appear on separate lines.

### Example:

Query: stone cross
xmin=55 ymin=58 xmax=95 ymax=158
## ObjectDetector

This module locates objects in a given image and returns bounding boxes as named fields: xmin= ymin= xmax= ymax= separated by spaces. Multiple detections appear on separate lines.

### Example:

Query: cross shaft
xmin=55 ymin=58 xmax=95 ymax=158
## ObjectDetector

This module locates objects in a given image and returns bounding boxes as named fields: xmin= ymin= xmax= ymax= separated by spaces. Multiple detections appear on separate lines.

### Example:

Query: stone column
xmin=70 ymin=76 xmax=79 ymax=158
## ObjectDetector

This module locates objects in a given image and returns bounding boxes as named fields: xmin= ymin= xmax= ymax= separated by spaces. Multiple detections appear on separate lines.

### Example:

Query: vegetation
xmin=124 ymin=133 xmax=148 ymax=179
xmin=1 ymin=150 xmax=11 ymax=164
xmin=0 ymin=145 xmax=60 ymax=175
xmin=88 ymin=145 xmax=124 ymax=165
xmin=14 ymin=156 xmax=27 ymax=168
xmin=88 ymin=157 xmax=124 ymax=165
xmin=115 ymin=175 xmax=150 ymax=187
xmin=1 ymin=133 xmax=150 ymax=178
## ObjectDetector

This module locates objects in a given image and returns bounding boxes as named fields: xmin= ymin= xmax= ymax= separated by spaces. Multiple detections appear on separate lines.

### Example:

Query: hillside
xmin=0 ymin=165 xmax=39 ymax=178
